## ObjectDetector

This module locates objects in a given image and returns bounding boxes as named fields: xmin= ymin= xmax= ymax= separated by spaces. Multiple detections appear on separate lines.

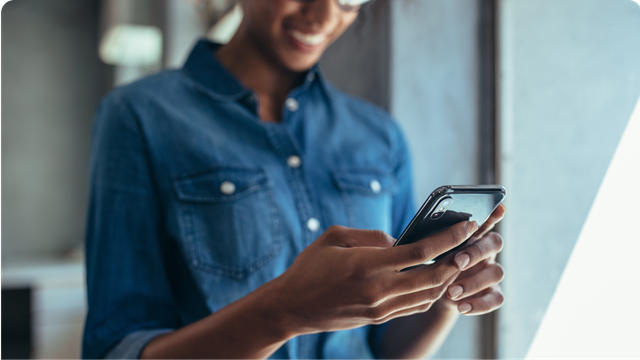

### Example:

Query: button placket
xmin=263 ymin=124 xmax=323 ymax=246
xmin=283 ymin=154 xmax=319 ymax=233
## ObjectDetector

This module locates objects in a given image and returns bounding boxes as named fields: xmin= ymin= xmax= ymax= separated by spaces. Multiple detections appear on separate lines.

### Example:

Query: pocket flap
xmin=173 ymin=167 xmax=269 ymax=202
xmin=331 ymin=168 xmax=396 ymax=196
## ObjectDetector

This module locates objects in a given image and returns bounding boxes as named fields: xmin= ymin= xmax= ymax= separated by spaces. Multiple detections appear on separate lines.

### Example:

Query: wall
xmin=2 ymin=0 xmax=109 ymax=260
xmin=164 ymin=0 xmax=208 ymax=69
xmin=497 ymin=0 xmax=640 ymax=357
xmin=320 ymin=0 xmax=390 ymax=110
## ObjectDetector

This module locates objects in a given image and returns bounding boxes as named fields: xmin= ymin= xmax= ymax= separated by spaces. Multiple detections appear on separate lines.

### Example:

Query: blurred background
xmin=2 ymin=0 xmax=639 ymax=358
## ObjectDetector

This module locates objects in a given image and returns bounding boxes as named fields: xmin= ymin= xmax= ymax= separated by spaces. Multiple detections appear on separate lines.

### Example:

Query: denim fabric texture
xmin=82 ymin=40 xmax=416 ymax=359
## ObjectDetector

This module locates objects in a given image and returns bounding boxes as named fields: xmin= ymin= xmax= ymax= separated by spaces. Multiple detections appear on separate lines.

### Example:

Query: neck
xmin=217 ymin=27 xmax=306 ymax=122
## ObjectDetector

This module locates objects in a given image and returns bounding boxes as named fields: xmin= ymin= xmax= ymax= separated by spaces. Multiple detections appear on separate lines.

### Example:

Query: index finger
xmin=381 ymin=221 xmax=478 ymax=270
xmin=472 ymin=204 xmax=506 ymax=241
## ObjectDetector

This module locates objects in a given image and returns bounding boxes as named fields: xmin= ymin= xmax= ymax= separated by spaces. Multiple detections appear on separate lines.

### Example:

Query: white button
xmin=285 ymin=98 xmax=299 ymax=111
xmin=306 ymin=218 xmax=320 ymax=232
xmin=370 ymin=179 xmax=381 ymax=194
xmin=220 ymin=181 xmax=236 ymax=195
xmin=287 ymin=155 xmax=301 ymax=168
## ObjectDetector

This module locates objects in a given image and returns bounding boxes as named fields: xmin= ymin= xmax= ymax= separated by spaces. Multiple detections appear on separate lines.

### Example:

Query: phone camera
xmin=429 ymin=196 xmax=453 ymax=220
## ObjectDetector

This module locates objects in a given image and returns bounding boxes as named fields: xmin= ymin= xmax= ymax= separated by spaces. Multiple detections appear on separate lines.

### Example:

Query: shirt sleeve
xmin=82 ymin=92 xmax=178 ymax=359
xmin=369 ymin=121 xmax=417 ymax=359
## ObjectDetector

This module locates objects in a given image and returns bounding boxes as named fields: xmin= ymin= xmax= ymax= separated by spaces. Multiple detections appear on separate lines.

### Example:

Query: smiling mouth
xmin=288 ymin=29 xmax=327 ymax=47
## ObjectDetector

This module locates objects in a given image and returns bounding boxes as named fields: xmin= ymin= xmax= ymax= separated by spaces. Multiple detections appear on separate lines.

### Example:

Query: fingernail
xmin=448 ymin=285 xmax=463 ymax=299
xmin=468 ymin=221 xmax=478 ymax=233
xmin=454 ymin=254 xmax=470 ymax=270
xmin=458 ymin=303 xmax=472 ymax=314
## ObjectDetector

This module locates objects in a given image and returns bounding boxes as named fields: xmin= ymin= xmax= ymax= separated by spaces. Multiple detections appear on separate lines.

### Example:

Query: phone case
xmin=394 ymin=185 xmax=507 ymax=261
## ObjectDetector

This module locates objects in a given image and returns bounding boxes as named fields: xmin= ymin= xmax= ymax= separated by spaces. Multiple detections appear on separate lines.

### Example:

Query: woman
xmin=83 ymin=0 xmax=506 ymax=358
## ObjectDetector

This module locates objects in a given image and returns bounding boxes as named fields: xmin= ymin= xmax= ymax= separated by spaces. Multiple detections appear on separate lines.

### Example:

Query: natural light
xmin=526 ymin=94 xmax=640 ymax=358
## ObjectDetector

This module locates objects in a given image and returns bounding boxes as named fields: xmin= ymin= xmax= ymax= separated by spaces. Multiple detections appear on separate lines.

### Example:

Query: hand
xmin=440 ymin=204 xmax=507 ymax=315
xmin=264 ymin=221 xmax=479 ymax=338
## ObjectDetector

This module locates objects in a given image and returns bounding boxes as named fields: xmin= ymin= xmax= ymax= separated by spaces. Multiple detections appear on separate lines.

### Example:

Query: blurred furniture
xmin=2 ymin=259 xmax=86 ymax=359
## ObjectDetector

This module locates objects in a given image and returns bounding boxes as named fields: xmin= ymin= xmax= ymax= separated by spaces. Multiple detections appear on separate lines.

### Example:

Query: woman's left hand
xmin=439 ymin=204 xmax=506 ymax=315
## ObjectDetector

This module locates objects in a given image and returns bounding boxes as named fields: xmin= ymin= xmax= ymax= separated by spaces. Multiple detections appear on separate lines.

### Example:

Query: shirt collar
xmin=182 ymin=39 xmax=323 ymax=101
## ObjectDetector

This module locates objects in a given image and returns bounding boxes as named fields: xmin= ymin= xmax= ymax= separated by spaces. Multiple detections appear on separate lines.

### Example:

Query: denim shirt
xmin=82 ymin=40 xmax=415 ymax=359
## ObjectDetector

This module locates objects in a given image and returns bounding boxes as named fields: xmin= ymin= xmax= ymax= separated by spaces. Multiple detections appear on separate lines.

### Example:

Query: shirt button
xmin=306 ymin=218 xmax=320 ymax=232
xmin=307 ymin=72 xmax=315 ymax=82
xmin=370 ymin=179 xmax=381 ymax=194
xmin=285 ymin=98 xmax=299 ymax=112
xmin=220 ymin=181 xmax=236 ymax=195
xmin=287 ymin=155 xmax=301 ymax=168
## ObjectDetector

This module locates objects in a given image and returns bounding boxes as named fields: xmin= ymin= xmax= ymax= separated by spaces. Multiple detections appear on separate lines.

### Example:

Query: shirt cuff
xmin=105 ymin=329 xmax=173 ymax=359
xmin=369 ymin=322 xmax=390 ymax=359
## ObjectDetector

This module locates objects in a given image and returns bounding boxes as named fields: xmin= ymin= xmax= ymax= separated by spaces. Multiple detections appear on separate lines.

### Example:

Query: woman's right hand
xmin=140 ymin=221 xmax=478 ymax=359
xmin=263 ymin=221 xmax=479 ymax=339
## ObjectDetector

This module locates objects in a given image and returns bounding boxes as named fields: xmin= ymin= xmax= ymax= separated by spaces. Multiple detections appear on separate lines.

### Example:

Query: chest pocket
xmin=173 ymin=167 xmax=282 ymax=280
xmin=331 ymin=168 xmax=396 ymax=232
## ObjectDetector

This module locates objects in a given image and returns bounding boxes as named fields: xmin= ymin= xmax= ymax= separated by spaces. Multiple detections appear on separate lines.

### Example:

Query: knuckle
xmin=371 ymin=315 xmax=389 ymax=325
xmin=490 ymin=232 xmax=504 ymax=252
xmin=325 ymin=225 xmax=345 ymax=237
xmin=431 ymin=267 xmax=448 ymax=286
xmin=360 ymin=288 xmax=383 ymax=307
xmin=409 ymin=244 xmax=430 ymax=263
xmin=347 ymin=263 xmax=371 ymax=280
xmin=474 ymin=299 xmax=488 ymax=313
xmin=419 ymin=302 xmax=434 ymax=312
xmin=469 ymin=238 xmax=491 ymax=260
xmin=465 ymin=243 xmax=480 ymax=260
xmin=469 ymin=274 xmax=482 ymax=291
xmin=360 ymin=293 xmax=377 ymax=307
xmin=370 ymin=229 xmax=388 ymax=240
xmin=367 ymin=306 xmax=387 ymax=321
xmin=434 ymin=286 xmax=448 ymax=301
xmin=451 ymin=226 xmax=467 ymax=246
xmin=496 ymin=292 xmax=505 ymax=306
xmin=492 ymin=263 xmax=505 ymax=281
xmin=371 ymin=229 xmax=395 ymax=247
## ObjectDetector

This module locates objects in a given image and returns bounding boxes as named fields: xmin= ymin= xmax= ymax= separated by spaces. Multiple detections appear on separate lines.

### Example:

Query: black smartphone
xmin=394 ymin=185 xmax=507 ymax=263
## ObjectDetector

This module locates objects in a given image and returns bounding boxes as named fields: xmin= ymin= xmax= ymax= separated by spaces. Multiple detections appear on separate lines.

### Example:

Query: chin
xmin=279 ymin=52 xmax=322 ymax=72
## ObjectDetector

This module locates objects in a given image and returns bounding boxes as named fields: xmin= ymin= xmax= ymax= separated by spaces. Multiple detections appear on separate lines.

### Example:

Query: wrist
xmin=246 ymin=275 xmax=301 ymax=343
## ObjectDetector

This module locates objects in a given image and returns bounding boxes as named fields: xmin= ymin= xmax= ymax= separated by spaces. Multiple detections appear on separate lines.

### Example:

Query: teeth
xmin=289 ymin=29 xmax=326 ymax=46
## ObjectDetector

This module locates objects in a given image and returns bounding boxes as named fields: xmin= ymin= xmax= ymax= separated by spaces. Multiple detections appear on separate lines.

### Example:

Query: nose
xmin=301 ymin=0 xmax=338 ymax=30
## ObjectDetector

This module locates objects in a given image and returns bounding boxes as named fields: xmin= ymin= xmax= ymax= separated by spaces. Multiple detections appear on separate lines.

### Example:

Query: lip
xmin=284 ymin=25 xmax=328 ymax=53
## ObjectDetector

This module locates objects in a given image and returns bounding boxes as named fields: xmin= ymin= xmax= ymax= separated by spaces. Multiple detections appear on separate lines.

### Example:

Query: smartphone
xmin=394 ymin=185 xmax=507 ymax=263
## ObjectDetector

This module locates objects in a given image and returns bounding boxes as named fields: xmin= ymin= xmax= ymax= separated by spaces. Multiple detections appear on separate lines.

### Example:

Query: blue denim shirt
xmin=83 ymin=40 xmax=415 ymax=359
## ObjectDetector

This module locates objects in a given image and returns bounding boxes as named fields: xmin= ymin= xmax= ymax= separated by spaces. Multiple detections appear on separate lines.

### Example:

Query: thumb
xmin=340 ymin=228 xmax=396 ymax=248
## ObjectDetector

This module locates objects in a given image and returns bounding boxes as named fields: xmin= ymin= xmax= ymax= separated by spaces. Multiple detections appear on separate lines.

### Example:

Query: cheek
xmin=243 ymin=1 xmax=287 ymax=36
